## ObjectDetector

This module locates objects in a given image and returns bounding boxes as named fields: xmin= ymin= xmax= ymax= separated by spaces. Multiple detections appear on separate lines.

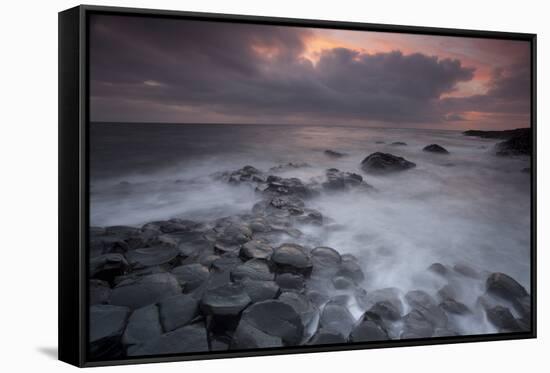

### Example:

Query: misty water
xmin=90 ymin=122 xmax=531 ymax=336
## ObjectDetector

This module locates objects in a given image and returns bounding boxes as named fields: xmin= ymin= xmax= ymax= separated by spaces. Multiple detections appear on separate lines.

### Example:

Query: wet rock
xmin=323 ymin=168 xmax=371 ymax=191
xmin=262 ymin=175 xmax=316 ymax=199
xmin=127 ymin=323 xmax=209 ymax=356
xmin=440 ymin=299 xmax=471 ymax=315
xmin=332 ymin=276 xmax=354 ymax=290
xmin=271 ymin=244 xmax=313 ymax=276
xmin=367 ymin=300 xmax=402 ymax=321
xmin=221 ymin=165 xmax=265 ymax=184
xmin=90 ymin=254 xmax=129 ymax=284
xmin=485 ymin=305 xmax=522 ymax=332
xmin=495 ymin=129 xmax=531 ymax=156
xmin=231 ymin=320 xmax=284 ymax=349
xmin=423 ymin=144 xmax=449 ymax=154
xmin=311 ymin=246 xmax=342 ymax=271
xmin=178 ymin=237 xmax=214 ymax=259
xmin=122 ymin=304 xmax=162 ymax=346
xmin=279 ymin=292 xmax=318 ymax=330
xmin=106 ymin=225 xmax=140 ymax=237
xmin=200 ymin=283 xmax=251 ymax=318
xmin=276 ymin=273 xmax=305 ymax=292
xmin=158 ymin=294 xmax=199 ymax=332
xmin=241 ymin=279 xmax=280 ymax=302
xmin=336 ymin=255 xmax=365 ymax=283
xmin=401 ymin=309 xmax=434 ymax=338
xmin=405 ymin=290 xmax=447 ymax=328
xmin=240 ymin=240 xmax=273 ymax=260
xmin=358 ymin=288 xmax=402 ymax=315
xmin=269 ymin=162 xmax=310 ymax=172
xmin=236 ymin=300 xmax=304 ymax=346
xmin=437 ymin=284 xmax=459 ymax=301
xmin=486 ymin=272 xmax=528 ymax=302
xmin=453 ymin=263 xmax=481 ymax=279
xmin=360 ymin=152 xmax=416 ymax=174
xmin=231 ymin=259 xmax=274 ymax=282
xmin=110 ymin=273 xmax=182 ymax=310
xmin=171 ymin=263 xmax=210 ymax=292
xmin=269 ymin=195 xmax=305 ymax=215
xmin=306 ymin=290 xmax=330 ymax=307
xmin=90 ymin=236 xmax=129 ymax=257
xmin=324 ymin=150 xmax=347 ymax=158
xmin=319 ymin=301 xmax=355 ymax=337
xmin=513 ymin=296 xmax=531 ymax=320
xmin=428 ymin=263 xmax=449 ymax=276
xmin=89 ymin=279 xmax=111 ymax=305
xmin=126 ymin=246 xmax=180 ymax=269
xmin=307 ymin=329 xmax=347 ymax=345
xmin=295 ymin=209 xmax=324 ymax=226
xmin=89 ymin=305 xmax=130 ymax=359
xmin=349 ymin=313 xmax=389 ymax=342
xmin=211 ymin=254 xmax=243 ymax=273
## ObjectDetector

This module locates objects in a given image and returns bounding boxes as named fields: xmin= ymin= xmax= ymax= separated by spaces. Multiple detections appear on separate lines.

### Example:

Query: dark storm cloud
xmin=89 ymin=15 xmax=529 ymax=126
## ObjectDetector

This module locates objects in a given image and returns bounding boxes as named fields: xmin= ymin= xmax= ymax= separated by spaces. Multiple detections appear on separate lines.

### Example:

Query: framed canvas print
xmin=58 ymin=5 xmax=536 ymax=367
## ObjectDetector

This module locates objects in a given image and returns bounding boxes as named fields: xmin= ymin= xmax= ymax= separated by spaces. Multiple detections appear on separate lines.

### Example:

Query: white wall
xmin=1 ymin=0 xmax=546 ymax=371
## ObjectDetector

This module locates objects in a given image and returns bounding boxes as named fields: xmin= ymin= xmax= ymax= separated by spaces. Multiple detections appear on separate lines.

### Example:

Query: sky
xmin=89 ymin=15 xmax=531 ymax=130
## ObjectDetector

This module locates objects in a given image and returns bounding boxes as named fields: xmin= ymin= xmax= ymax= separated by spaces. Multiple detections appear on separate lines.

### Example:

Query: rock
xmin=158 ymin=294 xmax=199 ymax=332
xmin=433 ymin=328 xmax=458 ymax=337
xmin=269 ymin=195 xmax=305 ymax=215
xmin=521 ymin=167 xmax=531 ymax=173
xmin=127 ymin=323 xmax=209 ymax=356
xmin=390 ymin=142 xmax=407 ymax=146
xmin=485 ymin=305 xmax=522 ymax=331
xmin=279 ymin=292 xmax=318 ymax=330
xmin=269 ymin=162 xmax=310 ymax=172
xmin=367 ymin=300 xmax=402 ymax=321
xmin=105 ymin=225 xmax=140 ymax=237
xmin=349 ymin=314 xmax=389 ymax=342
xmin=125 ymin=246 xmax=180 ymax=269
xmin=324 ymin=150 xmax=347 ymax=158
xmin=211 ymin=255 xmax=243 ymax=273
xmin=261 ymin=175 xmax=316 ymax=199
xmin=89 ymin=279 xmax=111 ymax=305
xmin=89 ymin=305 xmax=130 ymax=359
xmin=89 ymin=253 xmax=129 ymax=284
xmin=437 ymin=284 xmax=459 ymax=301
xmin=439 ymin=299 xmax=471 ymax=315
xmin=332 ymin=276 xmax=355 ymax=290
xmin=276 ymin=273 xmax=305 ymax=291
xmin=336 ymin=255 xmax=365 ymax=283
xmin=171 ymin=263 xmax=210 ymax=292
xmin=178 ymin=237 xmax=214 ymax=259
xmin=90 ymin=236 xmax=129 ymax=257
xmin=306 ymin=290 xmax=330 ymax=307
xmin=311 ymin=246 xmax=342 ymax=271
xmin=486 ymin=272 xmax=528 ymax=302
xmin=322 ymin=168 xmax=371 ymax=191
xmin=237 ymin=300 xmax=304 ymax=345
xmin=231 ymin=320 xmax=284 ymax=349
xmin=358 ymin=288 xmax=402 ymax=315
xmin=423 ymin=144 xmax=449 ymax=154
xmin=110 ymin=273 xmax=182 ymax=310
xmin=241 ymin=279 xmax=280 ymax=302
xmin=221 ymin=165 xmax=265 ymax=184
xmin=513 ymin=296 xmax=531 ymax=320
xmin=405 ymin=290 xmax=448 ymax=328
xmin=271 ymin=244 xmax=313 ymax=276
xmin=122 ymin=304 xmax=162 ymax=346
xmin=360 ymin=152 xmax=416 ymax=174
xmin=401 ymin=309 xmax=434 ymax=338
xmin=319 ymin=301 xmax=355 ymax=337
xmin=295 ymin=209 xmax=324 ymax=226
xmin=200 ymin=283 xmax=251 ymax=318
xmin=495 ymin=129 xmax=531 ymax=156
xmin=307 ymin=329 xmax=347 ymax=345
xmin=240 ymin=240 xmax=273 ymax=260
xmin=427 ymin=263 xmax=448 ymax=276
xmin=231 ymin=259 xmax=274 ymax=282
xmin=453 ymin=263 xmax=481 ymax=279
xmin=463 ymin=128 xmax=528 ymax=139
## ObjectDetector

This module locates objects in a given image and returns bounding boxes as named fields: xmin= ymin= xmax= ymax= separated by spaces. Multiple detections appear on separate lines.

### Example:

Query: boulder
xmin=240 ymin=240 xmax=273 ymax=260
xmin=125 ymin=246 xmax=180 ymax=269
xmin=484 ymin=305 xmax=522 ymax=332
xmin=427 ymin=262 xmax=449 ymax=276
xmin=271 ymin=244 xmax=313 ymax=276
xmin=231 ymin=259 xmax=274 ymax=282
xmin=307 ymin=329 xmax=347 ymax=345
xmin=89 ymin=305 xmax=130 ymax=359
xmin=453 ymin=263 xmax=481 ymax=279
xmin=405 ymin=290 xmax=448 ymax=329
xmin=360 ymin=152 xmax=416 ymax=174
xmin=89 ymin=253 xmax=129 ymax=284
xmin=439 ymin=299 xmax=471 ymax=315
xmin=279 ymin=292 xmax=318 ymax=329
xmin=158 ymin=294 xmax=199 ymax=332
xmin=311 ymin=246 xmax=342 ymax=271
xmin=495 ymin=129 xmax=531 ymax=156
xmin=423 ymin=144 xmax=449 ymax=154
xmin=241 ymin=279 xmax=280 ymax=302
xmin=110 ymin=273 xmax=182 ymax=310
xmin=90 ymin=236 xmax=129 ymax=257
xmin=357 ymin=288 xmax=402 ymax=314
xmin=322 ymin=168 xmax=371 ymax=191
xmin=276 ymin=273 xmax=305 ymax=292
xmin=122 ymin=304 xmax=162 ymax=346
xmin=319 ymin=301 xmax=355 ymax=337
xmin=332 ymin=276 xmax=355 ymax=290
xmin=127 ymin=323 xmax=209 ymax=356
xmin=236 ymin=300 xmax=304 ymax=345
xmin=200 ymin=283 xmax=251 ymax=318
xmin=486 ymin=272 xmax=528 ymax=302
xmin=367 ymin=300 xmax=403 ymax=321
xmin=324 ymin=150 xmax=347 ymax=158
xmin=171 ymin=263 xmax=210 ymax=292
xmin=269 ymin=195 xmax=305 ymax=215
xmin=89 ymin=279 xmax=111 ymax=305
xmin=335 ymin=255 xmax=365 ymax=283
xmin=349 ymin=314 xmax=389 ymax=342
xmin=231 ymin=320 xmax=284 ymax=349
xmin=401 ymin=309 xmax=434 ymax=338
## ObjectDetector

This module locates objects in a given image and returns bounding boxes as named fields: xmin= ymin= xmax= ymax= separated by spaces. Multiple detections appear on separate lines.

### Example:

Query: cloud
xmin=89 ymin=14 xmax=530 ymax=128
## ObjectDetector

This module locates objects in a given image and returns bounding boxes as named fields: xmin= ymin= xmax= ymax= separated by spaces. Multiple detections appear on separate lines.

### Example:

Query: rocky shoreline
xmin=89 ymin=144 xmax=531 ymax=359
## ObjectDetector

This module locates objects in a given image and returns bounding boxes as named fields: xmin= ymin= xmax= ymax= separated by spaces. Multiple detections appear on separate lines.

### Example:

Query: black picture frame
xmin=58 ymin=4 xmax=537 ymax=367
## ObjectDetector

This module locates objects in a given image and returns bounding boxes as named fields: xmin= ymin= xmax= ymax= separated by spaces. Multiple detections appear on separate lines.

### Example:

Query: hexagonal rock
xmin=231 ymin=259 xmax=274 ymax=282
xmin=200 ymin=283 xmax=251 ymax=317
xmin=127 ymin=323 xmax=209 ymax=356
xmin=319 ymin=301 xmax=355 ymax=337
xmin=271 ymin=244 xmax=313 ymax=276
xmin=158 ymin=294 xmax=199 ymax=332
xmin=171 ymin=263 xmax=210 ymax=292
xmin=122 ymin=304 xmax=162 ymax=346
xmin=235 ymin=299 xmax=304 ymax=346
xmin=125 ymin=246 xmax=180 ymax=269
xmin=349 ymin=314 xmax=389 ymax=342
xmin=89 ymin=305 xmax=130 ymax=359
xmin=110 ymin=273 xmax=182 ymax=310
xmin=241 ymin=279 xmax=280 ymax=303
xmin=239 ymin=240 xmax=273 ymax=260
